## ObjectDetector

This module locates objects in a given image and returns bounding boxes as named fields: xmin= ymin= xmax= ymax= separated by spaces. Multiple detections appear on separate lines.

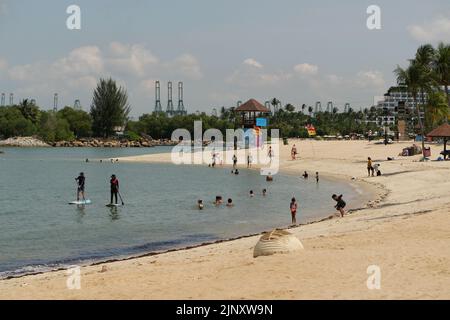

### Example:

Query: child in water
xmin=249 ymin=190 xmax=254 ymax=197
xmin=302 ymin=171 xmax=309 ymax=179
xmin=215 ymin=196 xmax=223 ymax=206
xmin=226 ymin=198 xmax=233 ymax=207
xmin=198 ymin=200 xmax=204 ymax=210
xmin=316 ymin=172 xmax=319 ymax=183
xmin=262 ymin=189 xmax=267 ymax=196
xmin=332 ymin=194 xmax=346 ymax=217
xmin=290 ymin=197 xmax=298 ymax=225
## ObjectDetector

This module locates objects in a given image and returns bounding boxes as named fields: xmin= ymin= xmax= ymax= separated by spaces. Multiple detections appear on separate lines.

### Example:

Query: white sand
xmin=1 ymin=140 xmax=449 ymax=299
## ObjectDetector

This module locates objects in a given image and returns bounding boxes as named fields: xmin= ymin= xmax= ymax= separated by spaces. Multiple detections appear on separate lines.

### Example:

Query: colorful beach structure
xmin=234 ymin=99 xmax=271 ymax=148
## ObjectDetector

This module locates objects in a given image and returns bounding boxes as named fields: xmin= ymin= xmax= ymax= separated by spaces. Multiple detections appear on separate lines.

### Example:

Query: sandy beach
xmin=1 ymin=139 xmax=449 ymax=300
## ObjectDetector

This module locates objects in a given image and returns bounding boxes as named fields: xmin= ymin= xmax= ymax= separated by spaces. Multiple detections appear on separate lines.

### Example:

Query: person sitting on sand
xmin=226 ymin=198 xmax=234 ymax=207
xmin=198 ymin=200 xmax=204 ymax=210
xmin=249 ymin=190 xmax=254 ymax=197
xmin=367 ymin=157 xmax=374 ymax=177
xmin=262 ymin=189 xmax=267 ymax=196
xmin=302 ymin=171 xmax=309 ymax=179
xmin=373 ymin=163 xmax=381 ymax=176
xmin=290 ymin=197 xmax=298 ymax=225
xmin=332 ymin=194 xmax=346 ymax=217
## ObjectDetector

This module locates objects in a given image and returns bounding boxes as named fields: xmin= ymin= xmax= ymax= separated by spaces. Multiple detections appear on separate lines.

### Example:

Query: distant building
xmin=376 ymin=86 xmax=426 ymax=126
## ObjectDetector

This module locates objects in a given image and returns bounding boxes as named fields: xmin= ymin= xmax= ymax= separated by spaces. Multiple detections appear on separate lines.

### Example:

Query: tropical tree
xmin=395 ymin=63 xmax=430 ymax=155
xmin=58 ymin=106 xmax=92 ymax=138
xmin=425 ymin=91 xmax=449 ymax=130
xmin=90 ymin=78 xmax=131 ymax=137
xmin=285 ymin=103 xmax=295 ymax=112
xmin=18 ymin=99 xmax=40 ymax=124
xmin=433 ymin=42 xmax=450 ymax=108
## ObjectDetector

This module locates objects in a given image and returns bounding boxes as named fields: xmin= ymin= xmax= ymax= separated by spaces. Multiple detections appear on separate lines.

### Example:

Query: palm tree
xmin=433 ymin=42 xmax=450 ymax=108
xmin=285 ymin=103 xmax=295 ymax=112
xmin=426 ymin=91 xmax=449 ymax=129
xmin=301 ymin=104 xmax=306 ymax=114
xmin=395 ymin=63 xmax=430 ymax=155
xmin=414 ymin=44 xmax=435 ymax=107
xmin=308 ymin=106 xmax=313 ymax=117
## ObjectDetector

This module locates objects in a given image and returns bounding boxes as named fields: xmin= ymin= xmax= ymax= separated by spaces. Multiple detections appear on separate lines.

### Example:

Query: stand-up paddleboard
xmin=69 ymin=199 xmax=92 ymax=205
xmin=106 ymin=203 xmax=122 ymax=207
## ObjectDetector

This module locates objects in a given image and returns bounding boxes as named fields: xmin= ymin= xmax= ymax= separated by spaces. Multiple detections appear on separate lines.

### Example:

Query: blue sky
xmin=0 ymin=0 xmax=449 ymax=116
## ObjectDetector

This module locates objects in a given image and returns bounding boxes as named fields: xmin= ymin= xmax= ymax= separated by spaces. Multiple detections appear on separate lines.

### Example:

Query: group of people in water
xmin=197 ymin=188 xmax=269 ymax=210
xmin=75 ymin=172 xmax=121 ymax=205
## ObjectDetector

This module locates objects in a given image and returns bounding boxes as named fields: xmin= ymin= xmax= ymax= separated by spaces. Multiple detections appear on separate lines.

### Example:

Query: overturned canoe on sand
xmin=253 ymin=229 xmax=304 ymax=258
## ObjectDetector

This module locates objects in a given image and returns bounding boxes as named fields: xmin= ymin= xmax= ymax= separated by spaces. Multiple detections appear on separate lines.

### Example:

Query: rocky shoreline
xmin=0 ymin=136 xmax=178 ymax=148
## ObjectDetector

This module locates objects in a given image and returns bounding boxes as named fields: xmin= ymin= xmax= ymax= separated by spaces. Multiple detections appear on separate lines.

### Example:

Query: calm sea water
xmin=0 ymin=147 xmax=359 ymax=277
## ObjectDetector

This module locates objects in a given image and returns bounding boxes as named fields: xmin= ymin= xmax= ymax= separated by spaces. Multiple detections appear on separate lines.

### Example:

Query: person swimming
xmin=198 ymin=199 xmax=204 ymax=210
xmin=262 ymin=188 xmax=267 ymax=196
xmin=234 ymin=169 xmax=239 ymax=175
xmin=302 ymin=171 xmax=309 ymax=179
xmin=249 ymin=190 xmax=254 ymax=197
xmin=332 ymin=194 xmax=346 ymax=217
xmin=215 ymin=196 xmax=223 ymax=206
xmin=266 ymin=173 xmax=273 ymax=181
xmin=226 ymin=198 xmax=233 ymax=207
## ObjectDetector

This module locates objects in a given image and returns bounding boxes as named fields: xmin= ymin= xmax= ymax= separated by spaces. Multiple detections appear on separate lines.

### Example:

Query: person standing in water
xmin=291 ymin=144 xmax=297 ymax=160
xmin=290 ymin=197 xmax=298 ymax=225
xmin=110 ymin=174 xmax=120 ymax=205
xmin=316 ymin=172 xmax=319 ymax=183
xmin=75 ymin=172 xmax=85 ymax=201
xmin=332 ymin=194 xmax=346 ymax=217
xmin=232 ymin=154 xmax=238 ymax=169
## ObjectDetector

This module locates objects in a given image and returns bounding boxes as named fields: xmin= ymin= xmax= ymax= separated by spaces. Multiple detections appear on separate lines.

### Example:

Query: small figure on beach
xmin=110 ymin=174 xmax=120 ymax=205
xmin=316 ymin=172 xmax=319 ymax=183
xmin=262 ymin=189 xmax=267 ymax=196
xmin=198 ymin=199 xmax=204 ymax=210
xmin=247 ymin=154 xmax=253 ymax=168
xmin=302 ymin=171 xmax=309 ymax=179
xmin=373 ymin=163 xmax=381 ymax=176
xmin=232 ymin=154 xmax=238 ymax=169
xmin=268 ymin=146 xmax=274 ymax=162
xmin=290 ymin=197 xmax=298 ymax=225
xmin=234 ymin=169 xmax=240 ymax=175
xmin=85 ymin=158 xmax=89 ymax=163
xmin=75 ymin=172 xmax=85 ymax=201
xmin=291 ymin=144 xmax=297 ymax=160
xmin=249 ymin=190 xmax=254 ymax=197
xmin=226 ymin=198 xmax=234 ymax=207
xmin=367 ymin=157 xmax=374 ymax=177
xmin=332 ymin=194 xmax=346 ymax=217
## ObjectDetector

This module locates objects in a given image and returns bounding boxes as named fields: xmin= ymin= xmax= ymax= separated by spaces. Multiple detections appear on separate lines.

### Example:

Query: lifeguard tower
xmin=234 ymin=99 xmax=270 ymax=148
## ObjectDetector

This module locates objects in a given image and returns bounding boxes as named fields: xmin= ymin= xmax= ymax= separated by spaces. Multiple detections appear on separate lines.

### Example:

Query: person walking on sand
xmin=367 ymin=157 xmax=374 ymax=177
xmin=75 ymin=172 xmax=86 ymax=201
xmin=290 ymin=197 xmax=298 ymax=225
xmin=291 ymin=144 xmax=297 ymax=160
xmin=332 ymin=194 xmax=346 ymax=217
xmin=247 ymin=154 xmax=253 ymax=168
xmin=232 ymin=154 xmax=238 ymax=169
xmin=268 ymin=146 xmax=274 ymax=163
xmin=110 ymin=174 xmax=119 ymax=205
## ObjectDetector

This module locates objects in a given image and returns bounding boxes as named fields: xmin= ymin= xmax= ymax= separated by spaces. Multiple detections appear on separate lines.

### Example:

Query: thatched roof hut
xmin=427 ymin=123 xmax=450 ymax=159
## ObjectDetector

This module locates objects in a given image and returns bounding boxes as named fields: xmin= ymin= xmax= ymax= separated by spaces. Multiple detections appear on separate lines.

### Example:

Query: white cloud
xmin=52 ymin=46 xmax=103 ymax=76
xmin=108 ymin=42 xmax=158 ymax=77
xmin=243 ymin=58 xmax=263 ymax=69
xmin=408 ymin=16 xmax=450 ymax=43
xmin=294 ymin=63 xmax=318 ymax=76
xmin=226 ymin=58 xmax=291 ymax=87
xmin=0 ymin=57 xmax=7 ymax=70
xmin=169 ymin=54 xmax=203 ymax=80
xmin=355 ymin=70 xmax=385 ymax=89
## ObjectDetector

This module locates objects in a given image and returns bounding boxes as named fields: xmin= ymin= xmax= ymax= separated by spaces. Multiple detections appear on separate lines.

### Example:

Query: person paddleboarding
xmin=110 ymin=174 xmax=120 ymax=205
xmin=75 ymin=172 xmax=86 ymax=201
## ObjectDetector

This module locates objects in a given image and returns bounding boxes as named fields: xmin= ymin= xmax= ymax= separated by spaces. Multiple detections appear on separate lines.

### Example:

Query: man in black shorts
xmin=75 ymin=172 xmax=86 ymax=201
xmin=332 ymin=194 xmax=346 ymax=217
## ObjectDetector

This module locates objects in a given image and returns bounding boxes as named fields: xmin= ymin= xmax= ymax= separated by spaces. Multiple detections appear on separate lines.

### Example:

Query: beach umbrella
xmin=427 ymin=123 xmax=450 ymax=159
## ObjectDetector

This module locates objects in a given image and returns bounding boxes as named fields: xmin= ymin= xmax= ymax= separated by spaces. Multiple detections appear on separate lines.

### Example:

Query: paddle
xmin=117 ymin=191 xmax=125 ymax=206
